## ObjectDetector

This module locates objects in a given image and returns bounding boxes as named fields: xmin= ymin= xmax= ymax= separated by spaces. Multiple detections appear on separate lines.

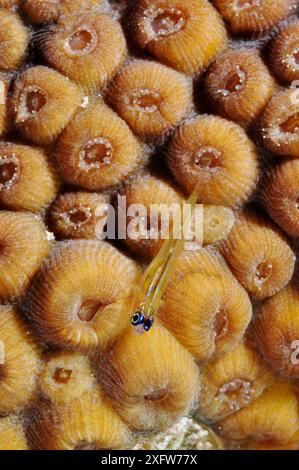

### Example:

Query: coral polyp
xmin=270 ymin=20 xmax=299 ymax=83
xmin=23 ymin=0 xmax=62 ymax=24
xmin=261 ymin=159 xmax=299 ymax=237
xmin=28 ymin=390 xmax=132 ymax=450
xmin=218 ymin=382 xmax=299 ymax=450
xmin=260 ymin=88 xmax=299 ymax=158
xmin=212 ymin=0 xmax=296 ymax=37
xmin=220 ymin=209 xmax=295 ymax=300
xmin=0 ymin=211 xmax=51 ymax=301
xmin=11 ymin=66 xmax=83 ymax=145
xmin=96 ymin=324 xmax=199 ymax=432
xmin=23 ymin=0 xmax=107 ymax=24
xmin=48 ymin=191 xmax=110 ymax=240
xmin=0 ymin=0 xmax=20 ymax=6
xmin=0 ymin=142 xmax=59 ymax=213
xmin=27 ymin=241 xmax=140 ymax=350
xmin=204 ymin=49 xmax=276 ymax=128
xmin=38 ymin=351 xmax=95 ymax=404
xmin=129 ymin=0 xmax=228 ymax=76
xmin=56 ymin=102 xmax=142 ymax=190
xmin=121 ymin=174 xmax=183 ymax=258
xmin=108 ymin=60 xmax=193 ymax=141
xmin=0 ymin=9 xmax=29 ymax=70
xmin=203 ymin=205 xmax=235 ymax=245
xmin=0 ymin=305 xmax=40 ymax=414
xmin=0 ymin=416 xmax=28 ymax=450
xmin=168 ymin=115 xmax=259 ymax=207
xmin=158 ymin=271 xmax=252 ymax=364
xmin=196 ymin=341 xmax=273 ymax=423
xmin=41 ymin=12 xmax=127 ymax=91
xmin=251 ymin=285 xmax=299 ymax=379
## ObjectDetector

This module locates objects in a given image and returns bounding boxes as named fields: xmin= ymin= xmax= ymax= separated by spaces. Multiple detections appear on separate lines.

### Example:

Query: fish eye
xmin=131 ymin=311 xmax=144 ymax=326
xmin=143 ymin=318 xmax=154 ymax=331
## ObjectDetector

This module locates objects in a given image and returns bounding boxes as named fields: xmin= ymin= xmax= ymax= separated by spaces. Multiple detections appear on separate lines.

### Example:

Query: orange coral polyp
xmin=204 ymin=49 xmax=276 ymax=128
xmin=42 ymin=12 xmax=127 ymax=91
xmin=129 ymin=0 xmax=228 ymax=75
xmin=168 ymin=115 xmax=259 ymax=207
xmin=270 ymin=20 xmax=299 ymax=83
xmin=212 ymin=0 xmax=296 ymax=37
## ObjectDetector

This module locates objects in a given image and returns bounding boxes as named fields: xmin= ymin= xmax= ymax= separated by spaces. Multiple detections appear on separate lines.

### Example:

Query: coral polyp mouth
xmin=223 ymin=67 xmax=246 ymax=95
xmin=194 ymin=147 xmax=222 ymax=170
xmin=17 ymin=86 xmax=48 ymax=121
xmin=66 ymin=207 xmax=92 ymax=228
xmin=217 ymin=378 xmax=253 ymax=410
xmin=149 ymin=7 xmax=186 ymax=38
xmin=77 ymin=298 xmax=106 ymax=323
xmin=144 ymin=387 xmax=169 ymax=403
xmin=214 ymin=309 xmax=229 ymax=340
xmin=27 ymin=89 xmax=47 ymax=114
xmin=280 ymin=113 xmax=299 ymax=135
xmin=255 ymin=261 xmax=273 ymax=285
xmin=129 ymin=89 xmax=162 ymax=113
xmin=66 ymin=27 xmax=97 ymax=55
xmin=53 ymin=367 xmax=73 ymax=385
xmin=79 ymin=138 xmax=113 ymax=170
xmin=234 ymin=0 xmax=260 ymax=10
xmin=0 ymin=155 xmax=19 ymax=190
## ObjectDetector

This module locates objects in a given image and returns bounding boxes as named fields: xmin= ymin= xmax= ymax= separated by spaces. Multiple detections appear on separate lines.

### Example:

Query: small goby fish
xmin=131 ymin=185 xmax=200 ymax=333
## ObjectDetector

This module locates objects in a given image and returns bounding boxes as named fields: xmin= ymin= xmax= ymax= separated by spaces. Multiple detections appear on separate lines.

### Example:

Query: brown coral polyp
xmin=28 ymin=390 xmax=132 ymax=450
xmin=23 ymin=0 xmax=106 ymax=24
xmin=204 ymin=49 xmax=276 ymax=128
xmin=158 ymin=271 xmax=252 ymax=364
xmin=96 ymin=324 xmax=199 ymax=432
xmin=129 ymin=0 xmax=228 ymax=76
xmin=168 ymin=115 xmax=259 ymax=207
xmin=0 ymin=416 xmax=28 ymax=450
xmin=27 ymin=241 xmax=140 ymax=350
xmin=38 ymin=351 xmax=95 ymax=404
xmin=108 ymin=60 xmax=193 ymax=141
xmin=212 ymin=0 xmax=296 ymax=37
xmin=250 ymin=285 xmax=299 ymax=379
xmin=0 ymin=305 xmax=40 ymax=414
xmin=196 ymin=341 xmax=273 ymax=423
xmin=56 ymin=102 xmax=142 ymax=190
xmin=0 ymin=211 xmax=51 ymax=301
xmin=0 ymin=9 xmax=29 ymax=70
xmin=203 ymin=205 xmax=235 ymax=245
xmin=220 ymin=209 xmax=295 ymax=299
xmin=0 ymin=0 xmax=20 ymax=6
xmin=41 ymin=11 xmax=127 ymax=91
xmin=270 ymin=20 xmax=299 ymax=83
xmin=48 ymin=191 xmax=110 ymax=240
xmin=0 ymin=142 xmax=59 ymax=213
xmin=121 ymin=174 xmax=184 ymax=258
xmin=261 ymin=159 xmax=299 ymax=237
xmin=12 ymin=66 xmax=83 ymax=145
xmin=260 ymin=88 xmax=299 ymax=158
xmin=217 ymin=382 xmax=299 ymax=450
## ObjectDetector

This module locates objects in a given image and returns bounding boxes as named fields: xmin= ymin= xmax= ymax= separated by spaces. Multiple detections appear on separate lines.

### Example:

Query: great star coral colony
xmin=0 ymin=0 xmax=299 ymax=451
